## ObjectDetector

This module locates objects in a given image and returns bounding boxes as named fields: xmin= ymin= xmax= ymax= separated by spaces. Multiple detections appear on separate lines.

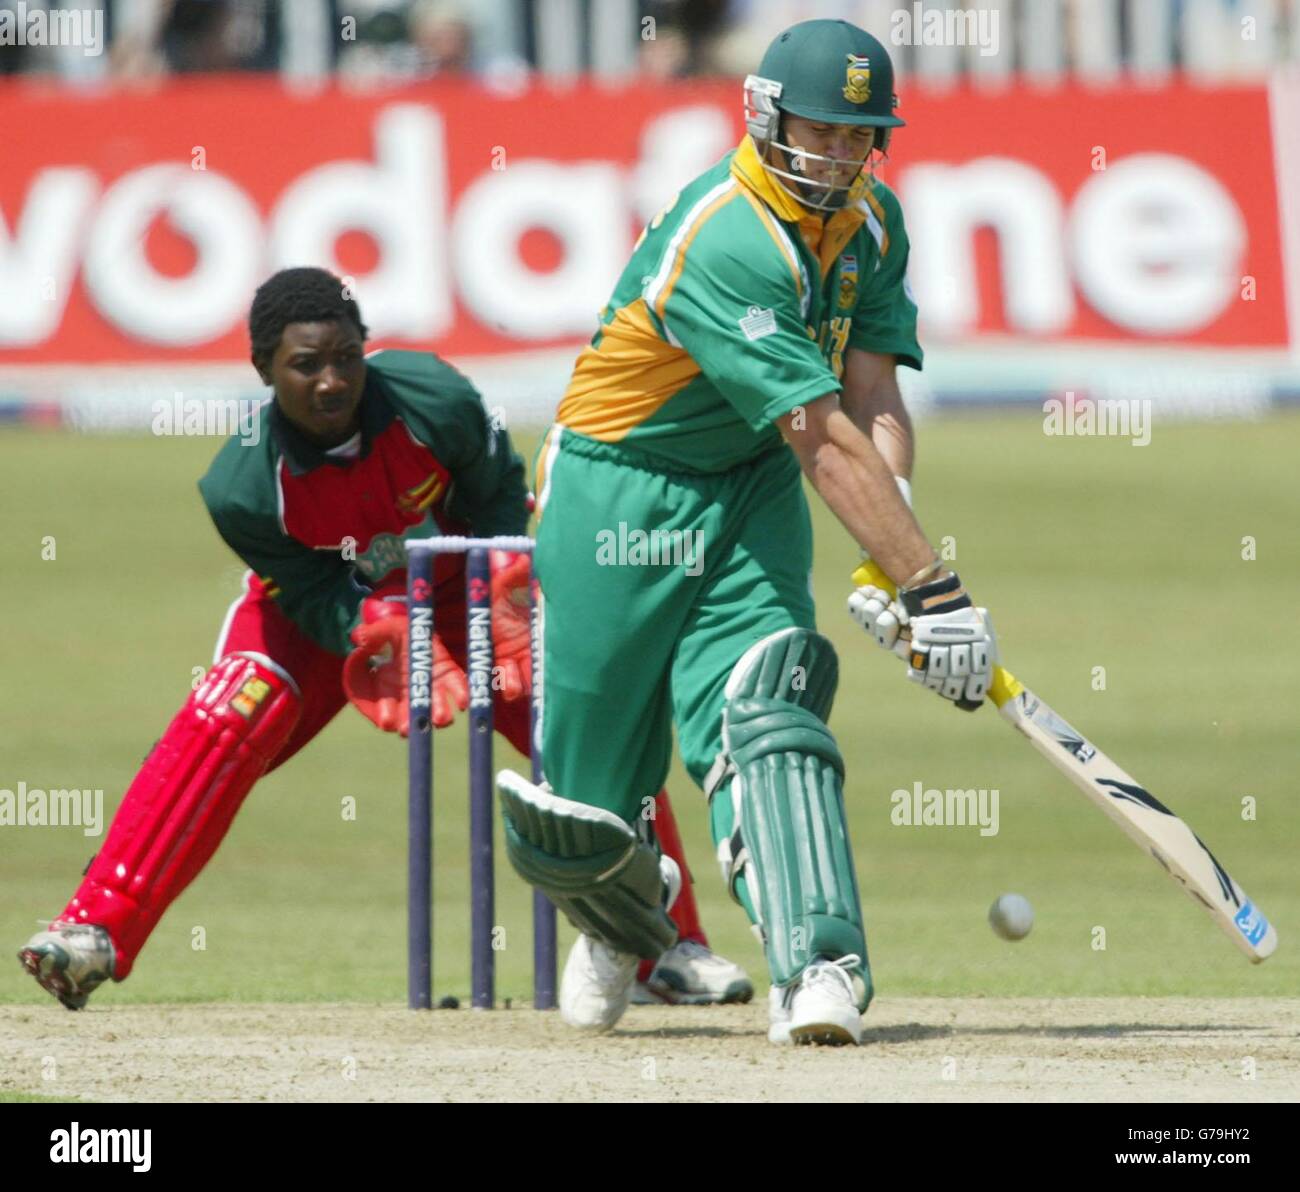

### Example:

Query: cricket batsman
xmin=496 ymin=20 xmax=998 ymax=1044
xmin=17 ymin=267 xmax=749 ymax=1010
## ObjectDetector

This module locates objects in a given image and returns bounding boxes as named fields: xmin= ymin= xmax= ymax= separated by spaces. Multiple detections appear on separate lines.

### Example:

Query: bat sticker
xmin=1025 ymin=696 xmax=1098 ymax=763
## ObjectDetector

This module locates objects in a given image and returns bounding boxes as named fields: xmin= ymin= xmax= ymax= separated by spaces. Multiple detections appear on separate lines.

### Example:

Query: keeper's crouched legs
xmin=707 ymin=628 xmax=872 ymax=1010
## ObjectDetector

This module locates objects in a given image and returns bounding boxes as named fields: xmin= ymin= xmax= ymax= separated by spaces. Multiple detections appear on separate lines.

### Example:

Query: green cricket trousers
xmin=534 ymin=428 xmax=817 ymax=836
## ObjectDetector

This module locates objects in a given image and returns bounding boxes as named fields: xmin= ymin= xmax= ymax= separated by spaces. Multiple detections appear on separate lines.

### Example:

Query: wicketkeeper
xmin=497 ymin=20 xmax=999 ymax=1044
xmin=17 ymin=268 xmax=749 ymax=1010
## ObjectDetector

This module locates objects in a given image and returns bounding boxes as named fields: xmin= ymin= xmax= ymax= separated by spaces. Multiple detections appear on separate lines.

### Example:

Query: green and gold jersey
xmin=549 ymin=134 xmax=922 ymax=475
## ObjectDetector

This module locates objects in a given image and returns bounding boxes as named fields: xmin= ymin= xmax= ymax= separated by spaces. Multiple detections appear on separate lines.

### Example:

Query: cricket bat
xmin=854 ymin=560 xmax=1278 ymax=962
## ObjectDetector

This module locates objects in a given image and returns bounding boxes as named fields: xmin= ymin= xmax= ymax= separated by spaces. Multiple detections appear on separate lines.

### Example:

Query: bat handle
xmin=851 ymin=557 xmax=1023 ymax=708
xmin=987 ymin=665 xmax=1022 ymax=708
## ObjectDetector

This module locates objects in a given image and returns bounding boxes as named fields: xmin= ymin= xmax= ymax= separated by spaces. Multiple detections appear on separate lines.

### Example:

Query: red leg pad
xmin=60 ymin=654 xmax=301 ymax=978
xmin=638 ymin=788 xmax=707 ymax=981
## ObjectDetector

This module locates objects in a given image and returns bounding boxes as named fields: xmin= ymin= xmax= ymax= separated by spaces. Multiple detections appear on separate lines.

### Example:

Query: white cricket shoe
xmin=18 ymin=922 xmax=116 ymax=1011
xmin=558 ymin=852 xmax=680 ymax=1031
xmin=560 ymin=933 xmax=639 ymax=1032
xmin=633 ymin=940 xmax=755 ymax=1006
xmin=767 ymin=955 xmax=864 ymax=1046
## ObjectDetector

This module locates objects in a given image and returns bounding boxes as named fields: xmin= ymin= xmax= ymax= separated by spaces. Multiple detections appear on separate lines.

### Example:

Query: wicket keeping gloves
xmin=343 ymin=596 xmax=469 ymax=735
xmin=488 ymin=550 xmax=533 ymax=703
xmin=899 ymin=572 xmax=997 ymax=711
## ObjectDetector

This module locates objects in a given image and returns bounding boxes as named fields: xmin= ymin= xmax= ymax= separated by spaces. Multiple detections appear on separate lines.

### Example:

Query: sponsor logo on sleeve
xmin=739 ymin=306 xmax=778 ymax=341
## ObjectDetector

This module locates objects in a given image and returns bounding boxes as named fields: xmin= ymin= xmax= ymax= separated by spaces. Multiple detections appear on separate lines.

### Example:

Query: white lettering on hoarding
xmin=270 ymin=106 xmax=451 ymax=340
xmin=0 ymin=105 xmax=1256 ymax=352
xmin=0 ymin=170 xmax=99 ymax=345
xmin=83 ymin=165 xmax=262 ymax=345
xmin=902 ymin=154 xmax=1245 ymax=338
xmin=1069 ymin=153 xmax=1246 ymax=334
xmin=903 ymin=157 xmax=1075 ymax=336
xmin=454 ymin=161 xmax=626 ymax=338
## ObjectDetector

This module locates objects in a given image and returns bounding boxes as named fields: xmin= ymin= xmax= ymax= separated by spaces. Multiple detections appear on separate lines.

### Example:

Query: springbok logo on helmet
xmin=843 ymin=54 xmax=872 ymax=103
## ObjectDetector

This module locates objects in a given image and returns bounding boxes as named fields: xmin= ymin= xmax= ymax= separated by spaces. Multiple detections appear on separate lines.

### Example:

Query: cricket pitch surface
xmin=3 ymin=998 xmax=1298 ymax=1102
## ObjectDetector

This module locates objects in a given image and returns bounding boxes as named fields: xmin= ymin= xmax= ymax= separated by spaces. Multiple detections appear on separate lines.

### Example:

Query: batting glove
xmin=899 ymin=572 xmax=997 ymax=712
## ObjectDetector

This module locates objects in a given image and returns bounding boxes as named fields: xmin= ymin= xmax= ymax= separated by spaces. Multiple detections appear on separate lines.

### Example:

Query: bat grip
xmin=851 ymin=557 xmax=1023 ymax=708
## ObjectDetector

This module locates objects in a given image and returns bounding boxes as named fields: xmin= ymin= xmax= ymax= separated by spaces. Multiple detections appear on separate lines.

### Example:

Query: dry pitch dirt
xmin=3 ymin=998 xmax=1298 ymax=1103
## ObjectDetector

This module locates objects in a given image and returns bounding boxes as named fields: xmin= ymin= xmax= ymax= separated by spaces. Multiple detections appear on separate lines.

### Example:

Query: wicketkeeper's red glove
xmin=343 ymin=596 xmax=469 ymax=736
xmin=488 ymin=550 xmax=534 ymax=703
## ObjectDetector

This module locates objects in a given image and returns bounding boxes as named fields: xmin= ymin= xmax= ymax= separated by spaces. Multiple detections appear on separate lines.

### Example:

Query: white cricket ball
xmin=988 ymin=893 xmax=1034 ymax=941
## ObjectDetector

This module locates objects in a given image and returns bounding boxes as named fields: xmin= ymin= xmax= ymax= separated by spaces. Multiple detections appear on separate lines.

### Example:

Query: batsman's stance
xmin=498 ymin=20 xmax=999 ymax=1044
xmin=17 ymin=268 xmax=749 ymax=1010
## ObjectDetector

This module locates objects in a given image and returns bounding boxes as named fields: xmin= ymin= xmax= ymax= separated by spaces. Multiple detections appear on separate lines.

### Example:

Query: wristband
xmin=899 ymin=557 xmax=943 ymax=592
xmin=899 ymin=570 xmax=971 ymax=618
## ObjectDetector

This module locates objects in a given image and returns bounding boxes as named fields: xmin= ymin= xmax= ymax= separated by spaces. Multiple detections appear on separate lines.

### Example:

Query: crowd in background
xmin=1 ymin=0 xmax=1297 ymax=83
xmin=0 ymin=0 xmax=505 ymax=80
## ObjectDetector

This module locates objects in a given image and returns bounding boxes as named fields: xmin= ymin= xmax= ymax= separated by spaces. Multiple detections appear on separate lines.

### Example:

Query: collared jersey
xmin=552 ymin=135 xmax=922 ymax=474
xmin=198 ymin=350 xmax=527 ymax=656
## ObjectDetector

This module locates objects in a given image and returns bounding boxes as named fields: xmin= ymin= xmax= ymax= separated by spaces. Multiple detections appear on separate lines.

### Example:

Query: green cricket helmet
xmin=744 ymin=19 xmax=904 ymax=212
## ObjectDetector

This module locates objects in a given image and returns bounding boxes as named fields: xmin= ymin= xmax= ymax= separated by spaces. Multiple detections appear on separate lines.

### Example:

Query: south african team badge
xmin=843 ymin=54 xmax=871 ymax=103
xmin=839 ymin=254 xmax=859 ymax=309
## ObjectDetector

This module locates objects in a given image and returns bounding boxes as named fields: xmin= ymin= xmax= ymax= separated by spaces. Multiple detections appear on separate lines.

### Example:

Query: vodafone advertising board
xmin=0 ymin=77 xmax=1291 ymax=368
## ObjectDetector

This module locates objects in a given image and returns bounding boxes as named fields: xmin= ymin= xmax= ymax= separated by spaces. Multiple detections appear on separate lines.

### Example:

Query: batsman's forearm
xmin=799 ymin=409 xmax=935 ymax=583
xmin=841 ymin=374 xmax=914 ymax=480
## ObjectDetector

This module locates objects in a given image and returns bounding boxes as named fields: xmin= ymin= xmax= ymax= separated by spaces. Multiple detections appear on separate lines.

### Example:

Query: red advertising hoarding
xmin=0 ymin=76 xmax=1292 ymax=368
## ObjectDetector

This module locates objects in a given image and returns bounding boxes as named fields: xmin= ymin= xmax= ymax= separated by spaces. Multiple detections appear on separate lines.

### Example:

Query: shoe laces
xmin=803 ymin=954 xmax=861 ymax=997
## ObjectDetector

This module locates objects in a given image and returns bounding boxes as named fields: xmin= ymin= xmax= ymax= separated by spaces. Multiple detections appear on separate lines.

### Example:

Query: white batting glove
xmin=899 ymin=572 xmax=998 ymax=712
xmin=847 ymin=582 xmax=909 ymax=656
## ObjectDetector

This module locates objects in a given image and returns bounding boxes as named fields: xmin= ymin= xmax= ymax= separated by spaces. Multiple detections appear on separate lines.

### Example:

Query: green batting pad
xmin=717 ymin=630 xmax=871 ymax=1004
xmin=498 ymin=772 xmax=677 ymax=960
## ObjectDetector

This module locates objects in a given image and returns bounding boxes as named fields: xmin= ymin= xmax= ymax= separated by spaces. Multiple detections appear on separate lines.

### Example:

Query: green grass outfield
xmin=1 ymin=411 xmax=1296 ymax=1005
